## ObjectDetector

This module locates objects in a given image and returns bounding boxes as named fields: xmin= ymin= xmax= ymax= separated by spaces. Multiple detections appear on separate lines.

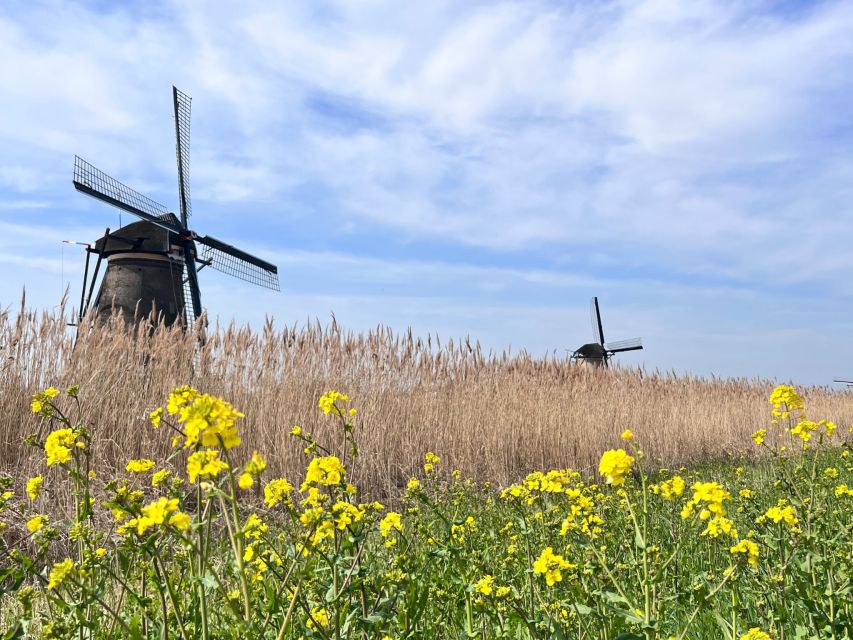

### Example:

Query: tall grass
xmin=2 ymin=294 xmax=851 ymax=497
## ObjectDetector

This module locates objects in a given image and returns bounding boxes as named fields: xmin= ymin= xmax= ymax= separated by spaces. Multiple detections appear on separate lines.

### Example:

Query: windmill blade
xmin=172 ymin=86 xmax=192 ymax=227
xmin=181 ymin=242 xmax=202 ymax=325
xmin=196 ymin=235 xmax=280 ymax=291
xmin=605 ymin=338 xmax=643 ymax=353
xmin=73 ymin=156 xmax=182 ymax=233
xmin=590 ymin=297 xmax=605 ymax=346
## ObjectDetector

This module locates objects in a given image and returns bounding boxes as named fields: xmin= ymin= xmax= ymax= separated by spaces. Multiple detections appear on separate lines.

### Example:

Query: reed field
xmin=2 ymin=296 xmax=853 ymax=498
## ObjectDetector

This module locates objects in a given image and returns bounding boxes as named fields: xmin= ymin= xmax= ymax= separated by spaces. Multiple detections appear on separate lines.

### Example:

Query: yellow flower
xmin=379 ymin=512 xmax=402 ymax=537
xmin=44 ymin=387 xmax=60 ymax=398
xmin=289 ymin=425 xmax=302 ymax=437
xmin=243 ymin=513 xmax=268 ymax=539
xmin=301 ymin=456 xmax=346 ymax=491
xmin=348 ymin=408 xmax=358 ymax=417
xmin=47 ymin=558 xmax=75 ymax=590
xmin=186 ymin=449 xmax=229 ymax=483
xmin=533 ymin=547 xmax=573 ymax=586
xmin=167 ymin=387 xmax=243 ymax=449
xmin=306 ymin=607 xmax=329 ymax=630
xmin=730 ymin=539 xmax=759 ymax=566
xmin=149 ymin=407 xmax=164 ymax=428
xmin=169 ymin=511 xmax=191 ymax=531
xmin=45 ymin=428 xmax=76 ymax=466
xmin=241 ymin=450 xmax=267 ymax=487
xmin=26 ymin=476 xmax=43 ymax=501
xmin=474 ymin=575 xmax=494 ymax=595
xmin=407 ymin=477 xmax=421 ymax=492
xmin=94 ymin=548 xmax=106 ymax=558
xmin=598 ymin=449 xmax=634 ymax=487
xmin=651 ymin=475 xmax=685 ymax=501
xmin=751 ymin=429 xmax=766 ymax=445
xmin=264 ymin=478 xmax=295 ymax=508
xmin=769 ymin=384 xmax=805 ymax=414
xmin=741 ymin=628 xmax=771 ymax=640
xmin=26 ymin=515 xmax=46 ymax=533
xmin=125 ymin=459 xmax=155 ymax=474
xmin=765 ymin=504 xmax=798 ymax=528
xmin=152 ymin=469 xmax=171 ymax=487
xmin=790 ymin=420 xmax=817 ymax=443
xmin=620 ymin=429 xmax=634 ymax=441
xmin=318 ymin=391 xmax=349 ymax=416
xmin=128 ymin=497 xmax=181 ymax=535
xmin=834 ymin=484 xmax=853 ymax=497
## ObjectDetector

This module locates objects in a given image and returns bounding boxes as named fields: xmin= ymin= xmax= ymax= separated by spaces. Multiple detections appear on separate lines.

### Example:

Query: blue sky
xmin=2 ymin=0 xmax=853 ymax=384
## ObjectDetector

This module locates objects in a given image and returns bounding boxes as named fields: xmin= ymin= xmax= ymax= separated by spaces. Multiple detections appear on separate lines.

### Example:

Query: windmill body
xmin=73 ymin=87 xmax=279 ymax=328
xmin=571 ymin=297 xmax=643 ymax=368
xmin=90 ymin=219 xmax=188 ymax=326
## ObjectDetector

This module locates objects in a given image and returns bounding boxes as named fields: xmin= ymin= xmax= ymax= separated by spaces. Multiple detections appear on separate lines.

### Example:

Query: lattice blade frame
xmin=197 ymin=235 xmax=280 ymax=291
xmin=173 ymin=86 xmax=192 ymax=227
xmin=606 ymin=338 xmax=643 ymax=353
xmin=73 ymin=156 xmax=181 ymax=233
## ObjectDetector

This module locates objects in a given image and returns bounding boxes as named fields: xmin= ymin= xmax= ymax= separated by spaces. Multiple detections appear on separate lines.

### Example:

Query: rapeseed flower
xmin=125 ymin=459 xmax=155 ymax=473
xmin=26 ymin=515 xmax=46 ymax=533
xmin=47 ymin=559 xmax=75 ymax=590
xmin=124 ymin=497 xmax=181 ymax=535
xmin=598 ymin=449 xmax=634 ymax=486
xmin=186 ymin=449 xmax=229 ymax=483
xmin=620 ymin=429 xmax=634 ymax=441
xmin=769 ymin=384 xmax=805 ymax=417
xmin=741 ymin=629 xmax=771 ymax=640
xmin=264 ymin=478 xmax=294 ymax=508
xmin=318 ymin=391 xmax=349 ymax=416
xmin=533 ymin=547 xmax=573 ymax=586
xmin=44 ymin=428 xmax=76 ymax=466
xmin=301 ymin=456 xmax=345 ymax=491
xmin=730 ymin=539 xmax=759 ymax=566
xmin=26 ymin=476 xmax=43 ymax=501
xmin=764 ymin=504 xmax=797 ymax=528
xmin=379 ymin=512 xmax=402 ymax=547
xmin=751 ymin=429 xmax=766 ymax=445
xmin=307 ymin=607 xmax=329 ymax=630
xmin=474 ymin=575 xmax=494 ymax=596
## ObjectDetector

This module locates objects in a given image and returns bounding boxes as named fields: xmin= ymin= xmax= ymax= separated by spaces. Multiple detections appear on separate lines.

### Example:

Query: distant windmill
xmin=571 ymin=297 xmax=643 ymax=367
xmin=73 ymin=86 xmax=279 ymax=329
xmin=833 ymin=379 xmax=853 ymax=388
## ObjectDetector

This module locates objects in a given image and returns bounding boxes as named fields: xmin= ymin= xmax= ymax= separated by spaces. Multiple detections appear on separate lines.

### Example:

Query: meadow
xmin=0 ymin=301 xmax=851 ymax=639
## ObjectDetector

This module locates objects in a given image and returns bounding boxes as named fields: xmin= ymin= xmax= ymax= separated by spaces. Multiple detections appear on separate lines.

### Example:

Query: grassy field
xmin=0 ymin=383 xmax=851 ymax=639
xmin=3 ymin=300 xmax=853 ymax=498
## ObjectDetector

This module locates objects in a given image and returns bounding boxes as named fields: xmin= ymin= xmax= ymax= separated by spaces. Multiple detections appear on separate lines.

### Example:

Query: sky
xmin=1 ymin=0 xmax=853 ymax=384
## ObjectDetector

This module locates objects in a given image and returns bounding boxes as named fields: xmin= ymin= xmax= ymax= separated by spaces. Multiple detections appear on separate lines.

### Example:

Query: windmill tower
xmin=572 ymin=297 xmax=643 ymax=367
xmin=73 ymin=87 xmax=279 ymax=329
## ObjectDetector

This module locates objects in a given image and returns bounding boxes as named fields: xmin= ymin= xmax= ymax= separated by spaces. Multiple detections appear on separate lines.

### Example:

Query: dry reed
xmin=2 ymin=293 xmax=852 ymax=499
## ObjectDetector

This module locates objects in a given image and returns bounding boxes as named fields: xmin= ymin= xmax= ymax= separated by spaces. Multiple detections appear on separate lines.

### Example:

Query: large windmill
xmin=73 ymin=86 xmax=279 ymax=329
xmin=571 ymin=297 xmax=643 ymax=367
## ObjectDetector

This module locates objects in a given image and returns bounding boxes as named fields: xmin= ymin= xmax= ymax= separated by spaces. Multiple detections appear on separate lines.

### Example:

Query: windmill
xmin=72 ymin=86 xmax=279 ymax=329
xmin=571 ymin=297 xmax=643 ymax=367
xmin=833 ymin=379 xmax=853 ymax=388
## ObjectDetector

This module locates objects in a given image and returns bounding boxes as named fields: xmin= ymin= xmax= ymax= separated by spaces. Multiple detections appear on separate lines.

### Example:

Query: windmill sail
xmin=590 ymin=297 xmax=605 ymax=346
xmin=73 ymin=156 xmax=180 ymax=233
xmin=605 ymin=338 xmax=643 ymax=353
xmin=173 ymin=86 xmax=192 ymax=226
xmin=197 ymin=235 xmax=280 ymax=291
